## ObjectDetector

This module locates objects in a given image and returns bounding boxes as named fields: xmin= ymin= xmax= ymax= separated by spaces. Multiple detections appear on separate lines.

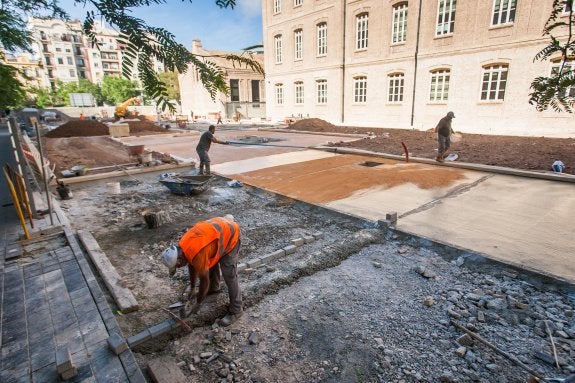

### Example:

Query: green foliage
xmin=529 ymin=0 xmax=575 ymax=113
xmin=0 ymin=62 xmax=26 ymax=109
xmin=0 ymin=0 xmax=264 ymax=112
xmin=157 ymin=71 xmax=181 ymax=102
xmin=52 ymin=78 xmax=104 ymax=106
xmin=101 ymin=75 xmax=138 ymax=105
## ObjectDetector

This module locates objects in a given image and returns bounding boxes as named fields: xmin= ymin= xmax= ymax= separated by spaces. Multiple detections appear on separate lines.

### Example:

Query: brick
xmin=56 ymin=347 xmax=74 ymax=374
xmin=283 ymin=245 xmax=297 ymax=255
xmin=107 ymin=332 xmax=129 ymax=355
xmin=268 ymin=249 xmax=285 ymax=261
xmin=60 ymin=366 xmax=78 ymax=380
xmin=303 ymin=235 xmax=315 ymax=244
xmin=247 ymin=258 xmax=262 ymax=268
xmin=312 ymin=232 xmax=324 ymax=239
xmin=237 ymin=263 xmax=247 ymax=272
xmin=290 ymin=238 xmax=304 ymax=247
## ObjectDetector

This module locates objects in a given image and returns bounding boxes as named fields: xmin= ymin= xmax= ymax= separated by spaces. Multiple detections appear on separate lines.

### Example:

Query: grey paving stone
xmin=107 ymin=332 xmax=129 ymax=355
xmin=30 ymin=348 xmax=55 ymax=371
xmin=303 ymin=235 xmax=315 ymax=244
xmin=31 ymin=362 xmax=59 ymax=383
xmin=56 ymin=346 xmax=73 ymax=373
xmin=127 ymin=329 xmax=151 ymax=348
xmin=42 ymin=263 xmax=61 ymax=273
xmin=81 ymin=322 xmax=108 ymax=348
xmin=69 ymin=286 xmax=92 ymax=302
xmin=247 ymin=258 xmax=263 ymax=268
xmin=283 ymin=244 xmax=297 ymax=254
xmin=63 ymin=273 xmax=87 ymax=292
xmin=1 ymin=368 xmax=32 ymax=383
xmin=89 ymin=340 xmax=127 ymax=382
xmin=290 ymin=238 xmax=304 ymax=246
xmin=22 ymin=263 xmax=42 ymax=278
xmin=149 ymin=320 xmax=173 ymax=338
xmin=76 ymin=308 xmax=100 ymax=326
xmin=1 ymin=339 xmax=27 ymax=357
xmin=119 ymin=351 xmax=146 ymax=383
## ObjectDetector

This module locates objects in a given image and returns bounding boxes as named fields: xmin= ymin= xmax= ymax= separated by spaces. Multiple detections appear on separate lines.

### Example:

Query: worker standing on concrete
xmin=160 ymin=215 xmax=243 ymax=326
xmin=195 ymin=125 xmax=229 ymax=175
xmin=434 ymin=111 xmax=455 ymax=162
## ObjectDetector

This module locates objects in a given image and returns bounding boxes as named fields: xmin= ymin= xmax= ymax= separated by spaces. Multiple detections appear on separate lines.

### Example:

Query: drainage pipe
xmin=410 ymin=0 xmax=423 ymax=127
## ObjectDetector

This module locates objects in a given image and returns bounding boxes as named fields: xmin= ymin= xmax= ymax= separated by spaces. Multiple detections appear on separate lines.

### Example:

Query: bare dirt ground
xmin=289 ymin=119 xmax=575 ymax=175
xmin=59 ymin=172 xmax=575 ymax=383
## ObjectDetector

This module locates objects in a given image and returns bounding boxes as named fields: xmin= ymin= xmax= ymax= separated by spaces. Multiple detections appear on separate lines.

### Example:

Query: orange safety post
xmin=3 ymin=166 xmax=30 ymax=240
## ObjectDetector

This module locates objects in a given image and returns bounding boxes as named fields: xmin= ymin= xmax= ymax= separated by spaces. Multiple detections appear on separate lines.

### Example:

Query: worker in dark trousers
xmin=435 ymin=111 xmax=455 ymax=162
xmin=195 ymin=125 xmax=229 ymax=175
xmin=161 ymin=215 xmax=243 ymax=326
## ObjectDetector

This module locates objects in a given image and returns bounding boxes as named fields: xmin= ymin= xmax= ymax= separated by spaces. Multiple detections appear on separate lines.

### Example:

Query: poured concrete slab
xmin=398 ymin=174 xmax=575 ymax=282
xmin=118 ymin=130 xmax=356 ymax=164
xmin=217 ymin=151 xmax=575 ymax=283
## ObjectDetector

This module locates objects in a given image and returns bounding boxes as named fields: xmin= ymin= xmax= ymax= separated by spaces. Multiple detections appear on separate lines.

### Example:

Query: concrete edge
xmin=387 ymin=226 xmax=575 ymax=293
xmin=314 ymin=146 xmax=575 ymax=183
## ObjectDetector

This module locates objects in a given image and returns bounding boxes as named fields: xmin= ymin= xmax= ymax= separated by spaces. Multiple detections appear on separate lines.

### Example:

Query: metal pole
xmin=7 ymin=118 xmax=38 ymax=215
xmin=33 ymin=120 xmax=54 ymax=225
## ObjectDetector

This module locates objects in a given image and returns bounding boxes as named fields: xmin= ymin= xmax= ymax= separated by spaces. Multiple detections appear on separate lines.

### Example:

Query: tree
xmin=53 ymin=78 xmax=104 ymax=106
xmin=158 ymin=71 xmax=181 ymax=103
xmin=0 ymin=0 xmax=263 ymax=112
xmin=530 ymin=0 xmax=575 ymax=113
xmin=0 ymin=63 xmax=27 ymax=109
xmin=101 ymin=75 xmax=138 ymax=105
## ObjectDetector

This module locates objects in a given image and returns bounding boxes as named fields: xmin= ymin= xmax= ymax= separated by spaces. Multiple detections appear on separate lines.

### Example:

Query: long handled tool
xmin=451 ymin=319 xmax=544 ymax=380
xmin=227 ymin=141 xmax=313 ymax=149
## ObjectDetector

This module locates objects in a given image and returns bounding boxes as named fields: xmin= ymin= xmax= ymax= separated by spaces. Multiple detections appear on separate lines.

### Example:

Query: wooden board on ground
xmin=147 ymin=356 xmax=188 ymax=383
xmin=77 ymin=230 xmax=139 ymax=313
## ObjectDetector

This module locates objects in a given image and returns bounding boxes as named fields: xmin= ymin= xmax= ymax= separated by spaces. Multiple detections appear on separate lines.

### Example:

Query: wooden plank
xmin=77 ymin=230 xmax=139 ymax=313
xmin=55 ymin=162 xmax=193 ymax=185
xmin=147 ymin=356 xmax=188 ymax=383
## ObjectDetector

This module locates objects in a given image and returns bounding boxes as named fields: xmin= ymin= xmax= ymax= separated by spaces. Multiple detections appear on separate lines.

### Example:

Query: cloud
xmin=238 ymin=0 xmax=261 ymax=18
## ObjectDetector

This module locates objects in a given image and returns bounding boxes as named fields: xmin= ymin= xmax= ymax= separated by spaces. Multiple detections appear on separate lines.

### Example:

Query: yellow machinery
xmin=114 ymin=97 xmax=140 ymax=119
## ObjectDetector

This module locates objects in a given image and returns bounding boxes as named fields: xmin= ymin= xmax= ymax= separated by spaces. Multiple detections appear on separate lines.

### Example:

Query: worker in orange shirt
xmin=161 ymin=215 xmax=242 ymax=326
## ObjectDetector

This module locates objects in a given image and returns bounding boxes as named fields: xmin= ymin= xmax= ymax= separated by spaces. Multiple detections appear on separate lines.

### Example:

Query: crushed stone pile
xmin=45 ymin=120 xmax=109 ymax=138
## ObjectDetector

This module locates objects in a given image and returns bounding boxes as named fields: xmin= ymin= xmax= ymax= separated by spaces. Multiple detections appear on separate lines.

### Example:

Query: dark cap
xmin=447 ymin=111 xmax=455 ymax=118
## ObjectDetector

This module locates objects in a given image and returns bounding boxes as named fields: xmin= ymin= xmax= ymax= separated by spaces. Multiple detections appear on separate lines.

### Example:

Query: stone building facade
xmin=263 ymin=0 xmax=574 ymax=136
xmin=179 ymin=40 xmax=266 ymax=121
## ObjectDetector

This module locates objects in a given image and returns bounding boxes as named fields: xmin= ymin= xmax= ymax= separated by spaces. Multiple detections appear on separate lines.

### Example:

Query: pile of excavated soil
xmin=291 ymin=118 xmax=336 ymax=131
xmin=126 ymin=120 xmax=167 ymax=134
xmin=45 ymin=120 xmax=168 ymax=138
xmin=45 ymin=120 xmax=109 ymax=138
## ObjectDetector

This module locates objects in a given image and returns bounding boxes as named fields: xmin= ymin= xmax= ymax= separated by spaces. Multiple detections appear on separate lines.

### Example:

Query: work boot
xmin=220 ymin=311 xmax=243 ymax=327
xmin=205 ymin=164 xmax=211 ymax=176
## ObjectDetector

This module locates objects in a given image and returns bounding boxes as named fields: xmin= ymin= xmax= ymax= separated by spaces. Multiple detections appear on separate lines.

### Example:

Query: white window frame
xmin=294 ymin=29 xmax=303 ymax=61
xmin=294 ymin=0 xmax=303 ymax=7
xmin=480 ymin=64 xmax=508 ymax=101
xmin=274 ymin=35 xmax=283 ymax=64
xmin=316 ymin=79 xmax=327 ymax=104
xmin=275 ymin=83 xmax=284 ymax=105
xmin=429 ymin=69 xmax=450 ymax=102
xmin=294 ymin=81 xmax=304 ymax=104
xmin=551 ymin=59 xmax=575 ymax=98
xmin=436 ymin=0 xmax=456 ymax=36
xmin=274 ymin=0 xmax=282 ymax=14
xmin=392 ymin=3 xmax=408 ymax=44
xmin=491 ymin=0 xmax=516 ymax=26
xmin=317 ymin=23 xmax=327 ymax=56
xmin=353 ymin=76 xmax=367 ymax=103
xmin=387 ymin=73 xmax=405 ymax=103
xmin=356 ymin=13 xmax=369 ymax=50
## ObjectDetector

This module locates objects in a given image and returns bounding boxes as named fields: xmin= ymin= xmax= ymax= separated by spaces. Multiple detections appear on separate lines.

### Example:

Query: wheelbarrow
xmin=159 ymin=175 xmax=213 ymax=196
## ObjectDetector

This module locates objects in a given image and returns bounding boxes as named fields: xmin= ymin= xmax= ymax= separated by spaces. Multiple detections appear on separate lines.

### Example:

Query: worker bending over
xmin=161 ymin=215 xmax=242 ymax=326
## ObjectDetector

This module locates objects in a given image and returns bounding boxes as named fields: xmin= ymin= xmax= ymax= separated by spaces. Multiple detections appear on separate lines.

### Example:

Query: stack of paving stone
xmin=56 ymin=347 xmax=77 ymax=380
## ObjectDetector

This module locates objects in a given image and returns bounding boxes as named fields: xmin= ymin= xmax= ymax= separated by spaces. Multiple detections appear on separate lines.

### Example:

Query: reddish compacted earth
xmin=290 ymin=118 xmax=575 ymax=175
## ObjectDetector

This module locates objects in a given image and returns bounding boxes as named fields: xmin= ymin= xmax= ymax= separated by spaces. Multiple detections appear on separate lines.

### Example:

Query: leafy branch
xmin=529 ymin=0 xmax=575 ymax=113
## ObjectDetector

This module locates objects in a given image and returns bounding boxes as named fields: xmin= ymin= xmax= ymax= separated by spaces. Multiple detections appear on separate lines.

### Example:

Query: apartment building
xmin=263 ymin=0 xmax=574 ymax=136
xmin=28 ymin=18 xmax=164 ymax=89
xmin=2 ymin=53 xmax=46 ymax=90
xmin=179 ymin=40 xmax=266 ymax=121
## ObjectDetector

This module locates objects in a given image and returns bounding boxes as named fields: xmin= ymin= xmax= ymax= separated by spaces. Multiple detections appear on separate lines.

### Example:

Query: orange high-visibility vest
xmin=178 ymin=216 xmax=240 ymax=272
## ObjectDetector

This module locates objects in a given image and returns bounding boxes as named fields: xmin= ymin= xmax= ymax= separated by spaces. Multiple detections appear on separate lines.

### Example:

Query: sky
xmin=57 ymin=0 xmax=263 ymax=52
